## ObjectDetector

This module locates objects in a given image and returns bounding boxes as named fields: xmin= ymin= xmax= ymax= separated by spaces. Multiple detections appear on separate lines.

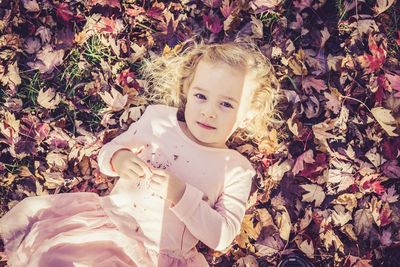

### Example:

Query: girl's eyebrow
xmin=193 ymin=87 xmax=239 ymax=103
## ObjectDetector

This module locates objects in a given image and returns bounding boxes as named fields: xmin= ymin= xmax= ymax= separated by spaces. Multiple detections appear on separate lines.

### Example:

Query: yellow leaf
xmin=37 ymin=87 xmax=61 ymax=110
xmin=300 ymin=184 xmax=325 ymax=207
xmin=371 ymin=107 xmax=398 ymax=136
xmin=374 ymin=0 xmax=395 ymax=16
xmin=99 ymin=87 xmax=128 ymax=112
xmin=275 ymin=207 xmax=291 ymax=241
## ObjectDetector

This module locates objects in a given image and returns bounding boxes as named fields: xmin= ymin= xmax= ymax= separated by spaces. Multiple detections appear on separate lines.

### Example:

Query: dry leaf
xmin=300 ymin=184 xmax=325 ymax=207
xmin=37 ymin=88 xmax=61 ymax=110
xmin=371 ymin=107 xmax=398 ymax=136
xmin=374 ymin=0 xmax=395 ymax=16
xmin=99 ymin=88 xmax=128 ymax=112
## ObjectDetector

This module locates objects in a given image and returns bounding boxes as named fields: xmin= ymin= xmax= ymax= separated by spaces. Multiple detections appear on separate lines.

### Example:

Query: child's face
xmin=182 ymin=59 xmax=256 ymax=149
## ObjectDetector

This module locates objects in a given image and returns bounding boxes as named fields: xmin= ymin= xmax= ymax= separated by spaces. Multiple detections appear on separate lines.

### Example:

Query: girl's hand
xmin=149 ymin=168 xmax=186 ymax=206
xmin=111 ymin=147 xmax=152 ymax=180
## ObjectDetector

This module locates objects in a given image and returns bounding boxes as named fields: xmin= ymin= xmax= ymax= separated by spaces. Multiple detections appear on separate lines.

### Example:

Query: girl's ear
xmin=239 ymin=109 xmax=257 ymax=128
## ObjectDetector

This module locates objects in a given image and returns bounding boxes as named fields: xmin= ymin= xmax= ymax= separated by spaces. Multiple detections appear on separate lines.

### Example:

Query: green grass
xmin=82 ymin=35 xmax=118 ymax=66
xmin=17 ymin=71 xmax=47 ymax=107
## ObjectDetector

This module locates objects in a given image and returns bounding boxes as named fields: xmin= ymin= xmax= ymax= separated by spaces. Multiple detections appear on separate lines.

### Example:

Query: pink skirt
xmin=0 ymin=192 xmax=209 ymax=267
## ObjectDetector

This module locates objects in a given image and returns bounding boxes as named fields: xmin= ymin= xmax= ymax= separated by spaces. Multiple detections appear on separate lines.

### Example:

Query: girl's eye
xmin=194 ymin=93 xmax=206 ymax=99
xmin=221 ymin=102 xmax=233 ymax=108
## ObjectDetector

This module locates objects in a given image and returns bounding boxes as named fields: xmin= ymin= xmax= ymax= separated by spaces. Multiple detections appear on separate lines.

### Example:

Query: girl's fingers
xmin=131 ymin=158 xmax=152 ymax=177
xmin=151 ymin=168 xmax=166 ymax=176
xmin=127 ymin=163 xmax=144 ymax=177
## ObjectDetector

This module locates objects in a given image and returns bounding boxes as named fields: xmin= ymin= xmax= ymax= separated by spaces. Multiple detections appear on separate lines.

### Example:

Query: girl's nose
xmin=201 ymin=106 xmax=216 ymax=118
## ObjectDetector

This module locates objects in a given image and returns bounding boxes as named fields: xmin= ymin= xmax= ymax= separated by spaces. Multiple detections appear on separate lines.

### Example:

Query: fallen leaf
xmin=371 ymin=107 xmax=398 ymax=137
xmin=374 ymin=0 xmax=395 ymax=16
xmin=27 ymin=44 xmax=65 ymax=74
xmin=99 ymin=88 xmax=128 ymax=112
xmin=354 ymin=208 xmax=373 ymax=239
xmin=37 ymin=88 xmax=61 ymax=110
xmin=300 ymin=184 xmax=325 ymax=207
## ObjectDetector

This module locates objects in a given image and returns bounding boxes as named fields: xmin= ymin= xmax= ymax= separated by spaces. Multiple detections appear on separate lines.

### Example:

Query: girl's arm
xmin=97 ymin=105 xmax=152 ymax=177
xmin=169 ymin=165 xmax=256 ymax=252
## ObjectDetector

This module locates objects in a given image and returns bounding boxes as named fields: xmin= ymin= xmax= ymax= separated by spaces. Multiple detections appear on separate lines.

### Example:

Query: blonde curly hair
xmin=138 ymin=38 xmax=285 ymax=148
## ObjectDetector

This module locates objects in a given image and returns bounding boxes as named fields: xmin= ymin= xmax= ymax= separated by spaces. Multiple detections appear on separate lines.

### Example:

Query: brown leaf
xmin=354 ymin=208 xmax=373 ymax=239
xmin=37 ymin=88 xmax=61 ymax=110
xmin=27 ymin=44 xmax=65 ymax=74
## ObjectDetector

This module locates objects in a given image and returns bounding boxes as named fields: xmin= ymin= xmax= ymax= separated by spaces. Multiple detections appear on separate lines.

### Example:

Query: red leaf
xmin=379 ymin=203 xmax=392 ymax=227
xmin=385 ymin=73 xmax=400 ymax=97
xmin=381 ymin=138 xmax=400 ymax=160
xmin=203 ymin=0 xmax=223 ymax=8
xmin=146 ymin=3 xmax=165 ymax=20
xmin=203 ymin=12 xmax=223 ymax=34
xmin=89 ymin=0 xmax=121 ymax=9
xmin=358 ymin=34 xmax=387 ymax=74
xmin=56 ymin=3 xmax=74 ymax=22
xmin=220 ymin=0 xmax=235 ymax=18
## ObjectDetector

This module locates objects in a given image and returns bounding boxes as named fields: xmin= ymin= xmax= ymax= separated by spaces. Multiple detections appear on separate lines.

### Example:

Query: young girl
xmin=0 ymin=39 xmax=284 ymax=266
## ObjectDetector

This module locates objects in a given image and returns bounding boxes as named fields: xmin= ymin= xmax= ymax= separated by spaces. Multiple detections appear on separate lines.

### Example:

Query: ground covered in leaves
xmin=0 ymin=0 xmax=400 ymax=266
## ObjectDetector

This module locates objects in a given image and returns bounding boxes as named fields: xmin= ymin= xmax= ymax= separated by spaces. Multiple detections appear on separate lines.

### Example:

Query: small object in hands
xmin=277 ymin=254 xmax=314 ymax=267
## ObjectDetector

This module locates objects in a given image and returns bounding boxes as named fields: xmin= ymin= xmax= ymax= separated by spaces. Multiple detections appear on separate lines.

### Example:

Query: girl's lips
xmin=197 ymin=122 xmax=216 ymax=130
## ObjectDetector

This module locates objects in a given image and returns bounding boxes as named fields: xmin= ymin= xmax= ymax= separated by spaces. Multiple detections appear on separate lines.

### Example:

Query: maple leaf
xmin=56 ymin=3 xmax=74 ymax=22
xmin=381 ymin=185 xmax=399 ymax=203
xmin=373 ymin=0 xmax=395 ymax=16
xmin=358 ymin=34 xmax=387 ymax=74
xmin=235 ymin=255 xmax=258 ymax=266
xmin=99 ymin=88 xmax=128 ymax=112
xmin=254 ymin=233 xmax=284 ymax=257
xmin=331 ymin=193 xmax=357 ymax=212
xmin=0 ymin=61 xmax=21 ymax=89
xmin=0 ymin=111 xmax=20 ymax=145
xmin=203 ymin=0 xmax=222 ymax=8
xmin=294 ymin=235 xmax=314 ymax=259
xmin=379 ymin=229 xmax=392 ymax=247
xmin=37 ymin=88 xmax=61 ymax=110
xmin=250 ymin=0 xmax=283 ymax=12
xmin=267 ymin=158 xmax=291 ymax=182
xmin=382 ymin=160 xmax=400 ymax=179
xmin=203 ymin=11 xmax=223 ymax=34
xmin=379 ymin=202 xmax=392 ymax=227
xmin=324 ymin=90 xmax=341 ymax=115
xmin=292 ymin=149 xmax=315 ymax=175
xmin=300 ymin=184 xmax=325 ymax=207
xmin=22 ymin=0 xmax=40 ymax=12
xmin=274 ymin=206 xmax=291 ymax=241
xmin=302 ymin=76 xmax=327 ymax=93
xmin=331 ymin=205 xmax=352 ymax=226
xmin=385 ymin=73 xmax=400 ymax=97
xmin=220 ymin=0 xmax=235 ymax=18
xmin=370 ymin=107 xmax=398 ymax=137
xmin=23 ymin=37 xmax=41 ymax=54
xmin=354 ymin=209 xmax=373 ymax=239
xmin=27 ymin=44 xmax=65 ymax=74
xmin=95 ymin=17 xmax=124 ymax=34
xmin=89 ymin=0 xmax=121 ymax=9
xmin=319 ymin=229 xmax=344 ymax=253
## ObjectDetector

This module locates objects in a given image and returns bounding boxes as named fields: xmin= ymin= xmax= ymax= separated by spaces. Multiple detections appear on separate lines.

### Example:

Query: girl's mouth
xmin=197 ymin=122 xmax=216 ymax=130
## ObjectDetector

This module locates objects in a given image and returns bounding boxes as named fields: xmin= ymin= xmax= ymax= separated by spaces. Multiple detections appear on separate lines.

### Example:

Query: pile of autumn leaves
xmin=1 ymin=0 xmax=400 ymax=266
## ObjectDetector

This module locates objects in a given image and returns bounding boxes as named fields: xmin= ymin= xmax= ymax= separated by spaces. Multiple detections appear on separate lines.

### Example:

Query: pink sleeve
xmin=169 ymin=165 xmax=256 ymax=252
xmin=97 ymin=105 xmax=151 ymax=177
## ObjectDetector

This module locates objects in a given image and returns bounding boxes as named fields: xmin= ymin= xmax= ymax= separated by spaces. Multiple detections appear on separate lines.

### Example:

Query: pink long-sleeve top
xmin=97 ymin=104 xmax=256 ymax=254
